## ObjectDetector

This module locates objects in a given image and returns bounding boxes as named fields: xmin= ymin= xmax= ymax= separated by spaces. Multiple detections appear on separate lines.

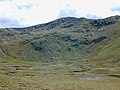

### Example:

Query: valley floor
xmin=0 ymin=57 xmax=120 ymax=90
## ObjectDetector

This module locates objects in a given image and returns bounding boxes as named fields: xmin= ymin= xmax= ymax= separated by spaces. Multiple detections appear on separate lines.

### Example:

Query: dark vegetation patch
xmin=62 ymin=35 xmax=75 ymax=41
xmin=31 ymin=41 xmax=43 ymax=51
xmin=63 ymin=24 xmax=74 ymax=28
xmin=108 ymin=74 xmax=120 ymax=78
xmin=91 ymin=15 xmax=120 ymax=28
xmin=91 ymin=36 xmax=107 ymax=43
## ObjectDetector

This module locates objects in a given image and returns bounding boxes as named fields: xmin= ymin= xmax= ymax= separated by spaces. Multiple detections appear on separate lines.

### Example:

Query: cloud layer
xmin=86 ymin=14 xmax=101 ymax=19
xmin=0 ymin=0 xmax=120 ymax=28
xmin=0 ymin=16 xmax=23 ymax=28
xmin=111 ymin=7 xmax=120 ymax=12
xmin=58 ymin=4 xmax=78 ymax=18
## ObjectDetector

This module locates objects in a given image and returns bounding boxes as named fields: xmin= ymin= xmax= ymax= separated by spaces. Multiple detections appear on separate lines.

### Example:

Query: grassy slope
xmin=87 ymin=22 xmax=120 ymax=66
xmin=0 ymin=16 xmax=120 ymax=90
xmin=84 ymin=22 xmax=120 ymax=76
xmin=0 ymin=55 xmax=120 ymax=90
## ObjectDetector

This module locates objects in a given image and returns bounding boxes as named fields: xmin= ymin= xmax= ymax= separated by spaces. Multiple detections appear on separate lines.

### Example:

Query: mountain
xmin=0 ymin=15 xmax=120 ymax=65
xmin=1 ymin=15 xmax=120 ymax=90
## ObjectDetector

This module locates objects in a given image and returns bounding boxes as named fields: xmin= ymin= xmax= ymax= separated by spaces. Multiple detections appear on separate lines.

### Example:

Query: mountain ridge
xmin=0 ymin=15 xmax=120 ymax=65
xmin=3 ymin=15 xmax=119 ymax=30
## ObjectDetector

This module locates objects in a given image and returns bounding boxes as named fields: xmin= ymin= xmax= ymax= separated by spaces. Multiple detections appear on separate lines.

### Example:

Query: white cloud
xmin=0 ymin=0 xmax=12 ymax=1
xmin=69 ymin=0 xmax=120 ymax=18
xmin=58 ymin=4 xmax=78 ymax=18
xmin=86 ymin=14 xmax=101 ymax=19
xmin=17 ymin=4 xmax=33 ymax=10
xmin=111 ymin=7 xmax=120 ymax=12
xmin=0 ymin=0 xmax=120 ymax=28
xmin=0 ymin=16 xmax=23 ymax=28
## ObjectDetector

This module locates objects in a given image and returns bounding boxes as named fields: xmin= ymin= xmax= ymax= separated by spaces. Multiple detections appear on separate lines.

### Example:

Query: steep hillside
xmin=0 ymin=15 xmax=120 ymax=64
xmin=87 ymin=22 xmax=120 ymax=68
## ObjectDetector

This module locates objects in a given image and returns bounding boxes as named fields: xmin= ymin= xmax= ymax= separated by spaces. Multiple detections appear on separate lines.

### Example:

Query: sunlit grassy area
xmin=0 ymin=57 xmax=120 ymax=90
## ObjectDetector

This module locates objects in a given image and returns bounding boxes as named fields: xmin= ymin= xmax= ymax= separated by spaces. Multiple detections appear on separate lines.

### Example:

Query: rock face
xmin=0 ymin=15 xmax=120 ymax=61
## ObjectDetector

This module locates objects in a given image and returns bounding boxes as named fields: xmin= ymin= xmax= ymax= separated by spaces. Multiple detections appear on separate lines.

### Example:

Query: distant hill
xmin=0 ymin=15 xmax=120 ymax=65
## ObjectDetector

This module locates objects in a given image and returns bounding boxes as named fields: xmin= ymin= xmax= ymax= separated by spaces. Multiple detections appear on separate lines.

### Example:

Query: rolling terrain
xmin=0 ymin=15 xmax=120 ymax=90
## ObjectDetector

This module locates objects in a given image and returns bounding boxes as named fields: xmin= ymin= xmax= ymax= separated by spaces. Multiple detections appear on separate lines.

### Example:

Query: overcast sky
xmin=0 ymin=0 xmax=120 ymax=28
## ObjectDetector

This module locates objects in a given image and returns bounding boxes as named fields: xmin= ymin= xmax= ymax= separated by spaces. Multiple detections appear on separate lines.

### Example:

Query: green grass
xmin=0 ymin=16 xmax=120 ymax=90
xmin=0 ymin=56 xmax=120 ymax=90
xmin=85 ymin=23 xmax=120 ymax=69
